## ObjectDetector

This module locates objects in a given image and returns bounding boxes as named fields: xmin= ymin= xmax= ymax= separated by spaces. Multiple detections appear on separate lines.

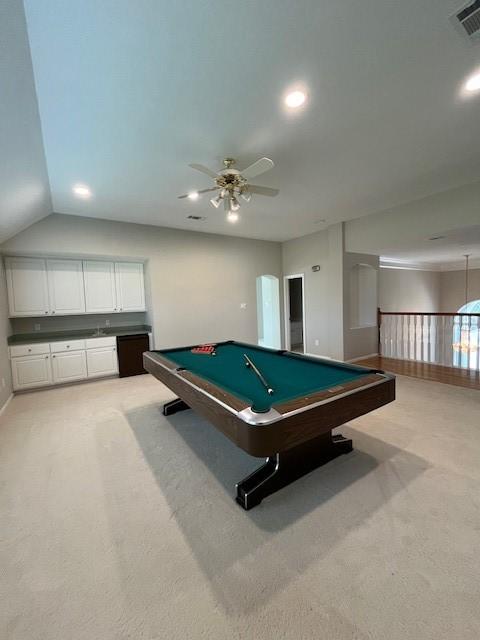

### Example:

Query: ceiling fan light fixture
xmin=210 ymin=195 xmax=222 ymax=208
xmin=240 ymin=191 xmax=251 ymax=202
xmin=230 ymin=196 xmax=241 ymax=212
xmin=227 ymin=211 xmax=239 ymax=223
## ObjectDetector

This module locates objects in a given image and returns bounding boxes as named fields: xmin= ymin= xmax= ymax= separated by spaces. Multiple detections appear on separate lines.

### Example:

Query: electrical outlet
xmin=240 ymin=302 xmax=247 ymax=309
xmin=34 ymin=323 xmax=41 ymax=331
xmin=105 ymin=319 xmax=110 ymax=327
xmin=314 ymin=339 xmax=319 ymax=346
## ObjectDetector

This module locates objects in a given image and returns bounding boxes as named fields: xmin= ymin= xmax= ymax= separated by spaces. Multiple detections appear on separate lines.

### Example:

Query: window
xmin=452 ymin=300 xmax=480 ymax=369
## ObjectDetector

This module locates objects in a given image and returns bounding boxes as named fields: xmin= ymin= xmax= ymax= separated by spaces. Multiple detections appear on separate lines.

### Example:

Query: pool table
xmin=144 ymin=341 xmax=395 ymax=509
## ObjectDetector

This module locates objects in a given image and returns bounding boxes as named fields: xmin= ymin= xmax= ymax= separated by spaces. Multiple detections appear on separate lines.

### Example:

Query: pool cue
xmin=243 ymin=354 xmax=274 ymax=395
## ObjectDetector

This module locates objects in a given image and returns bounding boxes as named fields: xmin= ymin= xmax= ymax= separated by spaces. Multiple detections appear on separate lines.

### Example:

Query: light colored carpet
xmin=1 ymin=373 xmax=480 ymax=640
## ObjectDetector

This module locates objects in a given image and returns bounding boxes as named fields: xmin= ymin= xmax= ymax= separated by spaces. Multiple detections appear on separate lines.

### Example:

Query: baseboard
xmin=0 ymin=393 xmax=13 ymax=417
xmin=347 ymin=353 xmax=379 ymax=363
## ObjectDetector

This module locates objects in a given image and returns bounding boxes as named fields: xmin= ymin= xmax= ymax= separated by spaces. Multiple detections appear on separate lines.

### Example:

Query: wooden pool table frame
xmin=144 ymin=341 xmax=395 ymax=509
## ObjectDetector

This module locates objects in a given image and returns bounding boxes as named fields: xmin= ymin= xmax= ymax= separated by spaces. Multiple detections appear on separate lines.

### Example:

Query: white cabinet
xmin=47 ymin=259 xmax=86 ymax=315
xmin=51 ymin=350 xmax=87 ymax=384
xmin=5 ymin=256 xmax=146 ymax=317
xmin=5 ymin=257 xmax=49 ymax=317
xmin=11 ymin=353 xmax=52 ymax=391
xmin=86 ymin=346 xmax=118 ymax=378
xmin=115 ymin=262 xmax=145 ymax=312
xmin=83 ymin=261 xmax=117 ymax=313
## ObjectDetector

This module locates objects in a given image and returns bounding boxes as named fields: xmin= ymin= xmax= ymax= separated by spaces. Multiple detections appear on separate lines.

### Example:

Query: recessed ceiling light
xmin=227 ymin=211 xmax=239 ymax=223
xmin=284 ymin=90 xmax=307 ymax=108
xmin=465 ymin=72 xmax=480 ymax=93
xmin=187 ymin=191 xmax=199 ymax=201
xmin=72 ymin=184 xmax=92 ymax=199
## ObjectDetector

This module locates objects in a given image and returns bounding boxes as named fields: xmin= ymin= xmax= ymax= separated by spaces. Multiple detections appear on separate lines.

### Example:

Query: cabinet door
xmin=83 ymin=261 xmax=117 ymax=313
xmin=115 ymin=262 xmax=145 ymax=312
xmin=51 ymin=351 xmax=87 ymax=383
xmin=11 ymin=354 xmax=52 ymax=390
xmin=47 ymin=259 xmax=86 ymax=315
xmin=5 ymin=257 xmax=49 ymax=317
xmin=86 ymin=347 xmax=118 ymax=378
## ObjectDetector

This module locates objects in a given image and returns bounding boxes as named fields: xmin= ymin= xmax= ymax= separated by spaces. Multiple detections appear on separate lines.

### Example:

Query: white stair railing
xmin=379 ymin=311 xmax=480 ymax=371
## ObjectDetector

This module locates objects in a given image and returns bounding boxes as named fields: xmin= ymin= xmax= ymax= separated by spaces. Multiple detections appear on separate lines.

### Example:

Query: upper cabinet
xmin=115 ymin=262 xmax=145 ymax=312
xmin=83 ymin=261 xmax=117 ymax=313
xmin=47 ymin=259 xmax=86 ymax=315
xmin=4 ymin=256 xmax=146 ymax=317
xmin=5 ymin=257 xmax=50 ymax=317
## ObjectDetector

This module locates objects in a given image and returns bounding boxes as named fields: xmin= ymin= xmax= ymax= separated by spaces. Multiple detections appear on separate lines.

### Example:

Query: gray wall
xmin=439 ymin=268 xmax=480 ymax=312
xmin=1 ymin=214 xmax=282 ymax=348
xmin=343 ymin=252 xmax=379 ymax=360
xmin=379 ymin=268 xmax=441 ymax=312
xmin=282 ymin=223 xmax=349 ymax=360
xmin=0 ymin=261 xmax=12 ymax=410
xmin=0 ymin=0 xmax=51 ymax=244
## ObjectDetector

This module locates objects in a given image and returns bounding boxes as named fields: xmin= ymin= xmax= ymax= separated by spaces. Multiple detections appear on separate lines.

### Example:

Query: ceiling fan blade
xmin=247 ymin=185 xmax=279 ymax=197
xmin=189 ymin=163 xmax=219 ymax=179
xmin=241 ymin=157 xmax=274 ymax=179
xmin=197 ymin=187 xmax=218 ymax=194
xmin=178 ymin=187 xmax=218 ymax=199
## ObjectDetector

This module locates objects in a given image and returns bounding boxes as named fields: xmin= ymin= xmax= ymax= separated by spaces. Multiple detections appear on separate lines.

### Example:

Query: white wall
xmin=379 ymin=268 xmax=440 ymax=312
xmin=0 ymin=0 xmax=51 ymax=244
xmin=1 ymin=214 xmax=282 ymax=348
xmin=0 ymin=261 xmax=12 ymax=410
xmin=440 ymin=268 xmax=480 ymax=312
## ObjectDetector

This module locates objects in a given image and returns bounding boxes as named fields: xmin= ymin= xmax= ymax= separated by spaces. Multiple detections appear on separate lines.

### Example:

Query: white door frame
xmin=283 ymin=273 xmax=306 ymax=352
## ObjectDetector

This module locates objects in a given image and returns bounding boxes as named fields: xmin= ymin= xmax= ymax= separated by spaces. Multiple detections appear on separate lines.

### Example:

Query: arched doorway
xmin=256 ymin=275 xmax=281 ymax=349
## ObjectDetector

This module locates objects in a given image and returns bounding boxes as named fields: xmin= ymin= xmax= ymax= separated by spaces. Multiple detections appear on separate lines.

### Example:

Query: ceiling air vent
xmin=187 ymin=215 xmax=206 ymax=221
xmin=452 ymin=0 xmax=480 ymax=41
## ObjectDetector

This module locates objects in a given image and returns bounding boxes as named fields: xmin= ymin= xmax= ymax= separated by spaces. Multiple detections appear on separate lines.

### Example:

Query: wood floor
xmin=356 ymin=356 xmax=480 ymax=391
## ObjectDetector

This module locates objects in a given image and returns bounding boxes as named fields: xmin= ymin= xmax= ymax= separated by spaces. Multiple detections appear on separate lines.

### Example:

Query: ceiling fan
xmin=178 ymin=157 xmax=279 ymax=219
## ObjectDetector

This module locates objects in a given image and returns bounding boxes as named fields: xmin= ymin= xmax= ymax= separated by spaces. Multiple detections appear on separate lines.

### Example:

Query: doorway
xmin=256 ymin=275 xmax=281 ymax=349
xmin=284 ymin=274 xmax=305 ymax=353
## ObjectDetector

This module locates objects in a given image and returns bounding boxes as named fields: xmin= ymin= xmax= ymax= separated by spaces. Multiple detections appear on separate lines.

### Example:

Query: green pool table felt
xmin=158 ymin=342 xmax=373 ymax=413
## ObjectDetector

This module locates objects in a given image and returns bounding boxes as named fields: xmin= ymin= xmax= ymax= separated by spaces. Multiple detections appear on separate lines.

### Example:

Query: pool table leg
xmin=235 ymin=431 xmax=353 ymax=510
xmin=163 ymin=398 xmax=190 ymax=416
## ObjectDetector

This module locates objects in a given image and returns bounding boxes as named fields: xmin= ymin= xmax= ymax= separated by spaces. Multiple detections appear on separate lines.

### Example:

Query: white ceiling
xmin=23 ymin=0 xmax=480 ymax=242
xmin=381 ymin=225 xmax=480 ymax=270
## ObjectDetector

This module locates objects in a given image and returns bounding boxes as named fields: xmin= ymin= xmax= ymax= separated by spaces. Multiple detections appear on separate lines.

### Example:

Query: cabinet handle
xmin=52 ymin=311 xmax=55 ymax=314
xmin=28 ymin=348 xmax=31 ymax=352
xmin=45 ymin=311 xmax=48 ymax=314
xmin=66 ymin=345 xmax=70 ymax=348
xmin=45 ymin=356 xmax=49 ymax=359
xmin=52 ymin=355 xmax=56 ymax=358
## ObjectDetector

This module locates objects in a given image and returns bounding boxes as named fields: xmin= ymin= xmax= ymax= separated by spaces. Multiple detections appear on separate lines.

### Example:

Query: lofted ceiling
xmin=22 ymin=0 xmax=480 ymax=242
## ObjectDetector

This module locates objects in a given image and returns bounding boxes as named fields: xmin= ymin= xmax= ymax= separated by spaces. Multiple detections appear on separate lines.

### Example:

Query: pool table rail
xmin=143 ymin=350 xmax=395 ymax=457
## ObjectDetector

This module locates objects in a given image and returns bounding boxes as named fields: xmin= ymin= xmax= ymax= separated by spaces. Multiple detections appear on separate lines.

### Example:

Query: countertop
xmin=7 ymin=325 xmax=152 ymax=346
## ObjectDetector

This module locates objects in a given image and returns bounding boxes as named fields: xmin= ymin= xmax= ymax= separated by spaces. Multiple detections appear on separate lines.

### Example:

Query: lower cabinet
xmin=11 ymin=354 xmax=52 ymax=390
xmin=51 ymin=350 xmax=87 ymax=384
xmin=10 ymin=336 xmax=119 ymax=390
xmin=86 ymin=346 xmax=118 ymax=378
